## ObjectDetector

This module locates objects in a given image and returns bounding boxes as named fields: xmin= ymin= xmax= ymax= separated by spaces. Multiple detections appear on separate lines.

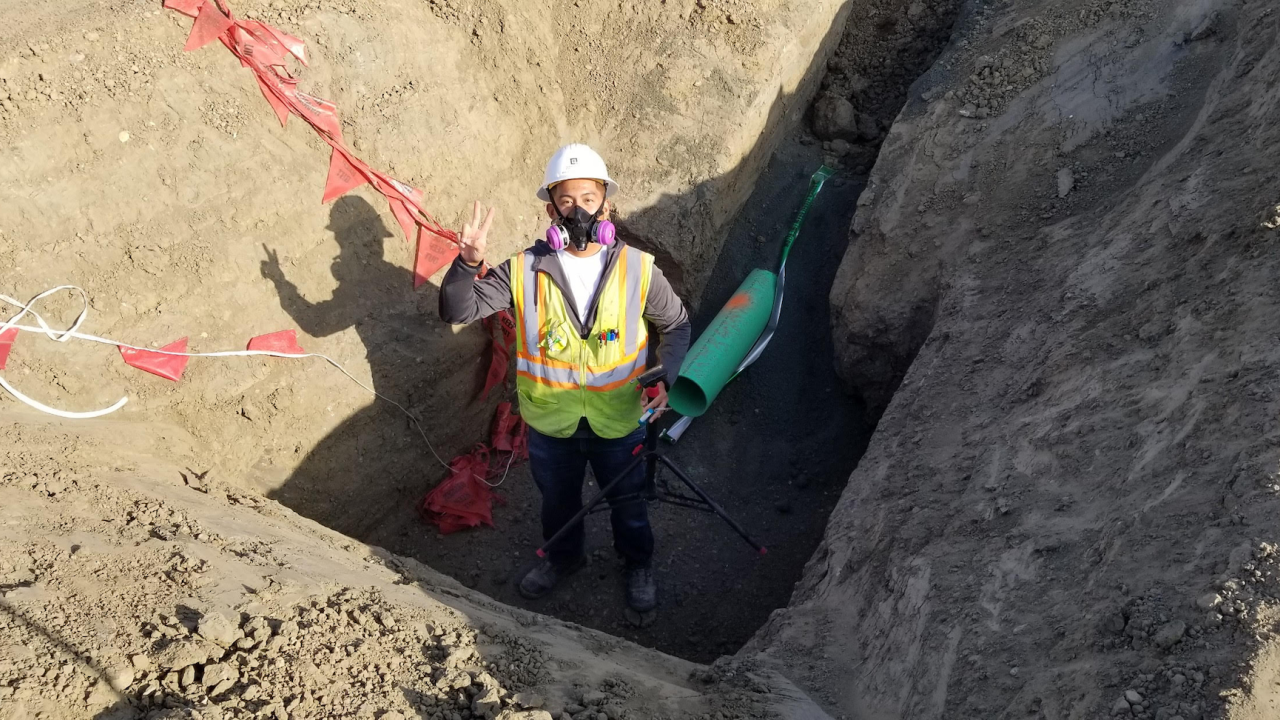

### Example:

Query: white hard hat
xmin=537 ymin=144 xmax=620 ymax=201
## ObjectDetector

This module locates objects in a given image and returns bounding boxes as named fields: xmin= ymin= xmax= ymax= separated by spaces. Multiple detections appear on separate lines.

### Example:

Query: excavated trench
xmin=270 ymin=0 xmax=961 ymax=663
xmin=13 ymin=2 xmax=1280 ymax=717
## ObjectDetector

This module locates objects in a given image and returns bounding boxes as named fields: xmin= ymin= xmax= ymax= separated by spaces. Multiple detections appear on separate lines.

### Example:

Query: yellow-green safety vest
xmin=510 ymin=246 xmax=655 ymax=439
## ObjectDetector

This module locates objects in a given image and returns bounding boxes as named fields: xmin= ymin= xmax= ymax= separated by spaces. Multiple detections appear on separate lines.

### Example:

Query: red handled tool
xmin=638 ymin=384 xmax=661 ymax=425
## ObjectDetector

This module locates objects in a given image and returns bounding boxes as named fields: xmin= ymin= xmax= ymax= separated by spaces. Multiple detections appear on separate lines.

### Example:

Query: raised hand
xmin=460 ymin=201 xmax=496 ymax=266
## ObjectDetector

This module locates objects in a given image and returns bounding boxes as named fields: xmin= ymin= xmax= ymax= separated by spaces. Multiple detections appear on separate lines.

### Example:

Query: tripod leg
xmin=536 ymin=452 xmax=649 ymax=559
xmin=658 ymin=457 xmax=768 ymax=555
xmin=644 ymin=427 xmax=660 ymax=501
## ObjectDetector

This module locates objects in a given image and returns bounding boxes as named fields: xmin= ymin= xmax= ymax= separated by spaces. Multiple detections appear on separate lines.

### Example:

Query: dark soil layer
xmin=273 ymin=0 xmax=962 ymax=663
xmin=359 ymin=138 xmax=872 ymax=663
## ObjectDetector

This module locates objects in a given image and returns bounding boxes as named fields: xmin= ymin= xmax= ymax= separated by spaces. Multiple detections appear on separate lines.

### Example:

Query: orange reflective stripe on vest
xmin=509 ymin=245 xmax=654 ymax=439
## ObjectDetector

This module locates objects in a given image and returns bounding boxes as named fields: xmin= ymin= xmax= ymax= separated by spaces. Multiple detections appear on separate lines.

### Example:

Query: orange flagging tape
xmin=163 ymin=0 xmax=461 ymax=286
xmin=481 ymin=310 xmax=517 ymax=401
xmin=418 ymin=401 xmax=527 ymax=534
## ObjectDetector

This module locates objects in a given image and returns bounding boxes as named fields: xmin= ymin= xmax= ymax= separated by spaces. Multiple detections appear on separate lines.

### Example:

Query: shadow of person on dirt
xmin=260 ymin=196 xmax=467 ymax=541
xmin=260 ymin=196 xmax=407 ymax=350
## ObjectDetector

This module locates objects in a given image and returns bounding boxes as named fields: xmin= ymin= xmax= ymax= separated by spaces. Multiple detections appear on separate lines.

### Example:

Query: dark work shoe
xmin=518 ymin=556 xmax=585 ymax=599
xmin=625 ymin=566 xmax=657 ymax=612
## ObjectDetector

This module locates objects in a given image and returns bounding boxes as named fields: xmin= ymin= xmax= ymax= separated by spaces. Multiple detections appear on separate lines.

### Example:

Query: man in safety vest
xmin=439 ymin=144 xmax=691 ymax=614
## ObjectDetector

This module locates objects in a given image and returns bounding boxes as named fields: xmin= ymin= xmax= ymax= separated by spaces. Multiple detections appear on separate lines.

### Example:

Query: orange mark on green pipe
xmin=725 ymin=294 xmax=752 ymax=310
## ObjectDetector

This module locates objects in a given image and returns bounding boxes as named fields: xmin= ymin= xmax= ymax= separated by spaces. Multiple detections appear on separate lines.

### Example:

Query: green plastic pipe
xmin=668 ymin=269 xmax=777 ymax=416
xmin=668 ymin=166 xmax=835 ymax=418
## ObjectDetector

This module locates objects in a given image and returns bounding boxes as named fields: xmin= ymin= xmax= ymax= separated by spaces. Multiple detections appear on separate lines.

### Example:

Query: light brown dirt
xmin=0 ymin=0 xmax=845 ymax=530
xmin=0 ymin=411 xmax=825 ymax=719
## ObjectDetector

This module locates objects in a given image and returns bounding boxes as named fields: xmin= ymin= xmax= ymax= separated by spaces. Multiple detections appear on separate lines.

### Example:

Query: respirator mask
xmin=546 ymin=203 xmax=617 ymax=252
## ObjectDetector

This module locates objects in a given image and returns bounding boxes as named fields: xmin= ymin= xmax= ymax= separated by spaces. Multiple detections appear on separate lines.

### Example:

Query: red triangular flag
xmin=184 ymin=0 xmax=234 ymax=52
xmin=0 ymin=327 xmax=17 ymax=370
xmin=387 ymin=196 xmax=419 ymax=245
xmin=497 ymin=310 xmax=517 ymax=348
xmin=254 ymin=73 xmax=293 ymax=127
xmin=293 ymin=91 xmax=343 ymax=143
xmin=367 ymin=170 xmax=420 ymax=208
xmin=480 ymin=319 xmax=509 ymax=400
xmin=491 ymin=403 xmax=516 ymax=451
xmin=163 ymin=0 xmax=206 ymax=18
xmin=257 ymin=22 xmax=308 ymax=66
xmin=323 ymin=149 xmax=368 ymax=203
xmin=247 ymin=330 xmax=306 ymax=355
xmin=120 ymin=338 xmax=191 ymax=382
xmin=229 ymin=23 xmax=289 ymax=69
xmin=414 ymin=227 xmax=460 ymax=288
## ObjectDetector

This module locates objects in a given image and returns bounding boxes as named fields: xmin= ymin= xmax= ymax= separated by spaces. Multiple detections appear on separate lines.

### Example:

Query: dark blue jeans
xmin=527 ymin=425 xmax=653 ymax=569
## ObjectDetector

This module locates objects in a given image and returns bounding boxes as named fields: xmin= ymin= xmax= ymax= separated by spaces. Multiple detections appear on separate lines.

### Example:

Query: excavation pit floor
xmin=340 ymin=138 xmax=873 ymax=662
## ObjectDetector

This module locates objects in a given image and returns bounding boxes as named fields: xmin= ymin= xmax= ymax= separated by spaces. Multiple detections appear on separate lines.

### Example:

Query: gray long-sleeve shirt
xmin=438 ymin=240 xmax=691 ymax=389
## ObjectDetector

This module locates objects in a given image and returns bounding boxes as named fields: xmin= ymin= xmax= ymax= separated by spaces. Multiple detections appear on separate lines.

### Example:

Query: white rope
xmin=483 ymin=446 xmax=517 ymax=488
xmin=0 ymin=286 xmax=450 ymax=470
xmin=0 ymin=373 xmax=129 ymax=419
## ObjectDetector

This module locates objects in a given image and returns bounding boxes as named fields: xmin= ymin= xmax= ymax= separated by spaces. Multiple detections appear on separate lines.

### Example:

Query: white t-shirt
xmin=557 ymin=248 xmax=609 ymax=321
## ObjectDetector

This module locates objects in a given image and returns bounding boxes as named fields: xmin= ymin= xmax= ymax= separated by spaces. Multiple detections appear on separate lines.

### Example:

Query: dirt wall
xmin=0 ymin=0 xmax=848 ymax=536
xmin=749 ymin=0 xmax=1280 ymax=717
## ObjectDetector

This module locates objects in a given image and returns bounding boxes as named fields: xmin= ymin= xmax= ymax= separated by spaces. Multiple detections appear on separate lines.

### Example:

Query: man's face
xmin=546 ymin=178 xmax=608 ymax=220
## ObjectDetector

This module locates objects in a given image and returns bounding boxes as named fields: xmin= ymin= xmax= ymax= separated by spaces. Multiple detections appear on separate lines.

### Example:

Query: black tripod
xmin=536 ymin=367 xmax=767 ymax=559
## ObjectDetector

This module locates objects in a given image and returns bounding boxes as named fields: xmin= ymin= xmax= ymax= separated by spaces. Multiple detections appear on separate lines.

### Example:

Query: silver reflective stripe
xmin=623 ymin=247 xmax=646 ymax=356
xmin=586 ymin=353 xmax=647 ymax=388
xmin=517 ymin=357 xmax=579 ymax=386
xmin=520 ymin=252 xmax=540 ymax=353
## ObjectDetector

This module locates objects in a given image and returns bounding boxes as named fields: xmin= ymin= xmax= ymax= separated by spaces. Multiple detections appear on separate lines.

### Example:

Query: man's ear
xmin=601 ymin=199 xmax=612 ymax=221
xmin=545 ymin=202 xmax=556 ymax=219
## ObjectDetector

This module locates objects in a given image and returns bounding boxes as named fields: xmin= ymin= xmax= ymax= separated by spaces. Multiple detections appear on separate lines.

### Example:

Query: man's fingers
xmin=479 ymin=206 xmax=496 ymax=236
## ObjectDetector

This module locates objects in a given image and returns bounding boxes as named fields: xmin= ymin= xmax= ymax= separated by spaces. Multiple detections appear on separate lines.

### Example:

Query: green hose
xmin=668 ymin=166 xmax=834 ymax=418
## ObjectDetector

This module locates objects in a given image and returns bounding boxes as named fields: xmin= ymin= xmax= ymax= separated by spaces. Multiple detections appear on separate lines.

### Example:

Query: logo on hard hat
xmin=538 ymin=144 xmax=619 ymax=201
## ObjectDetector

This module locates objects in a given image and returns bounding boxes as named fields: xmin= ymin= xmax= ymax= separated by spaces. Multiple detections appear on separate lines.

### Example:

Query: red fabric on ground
xmin=418 ymin=402 xmax=527 ymax=534
xmin=119 ymin=338 xmax=191 ymax=381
